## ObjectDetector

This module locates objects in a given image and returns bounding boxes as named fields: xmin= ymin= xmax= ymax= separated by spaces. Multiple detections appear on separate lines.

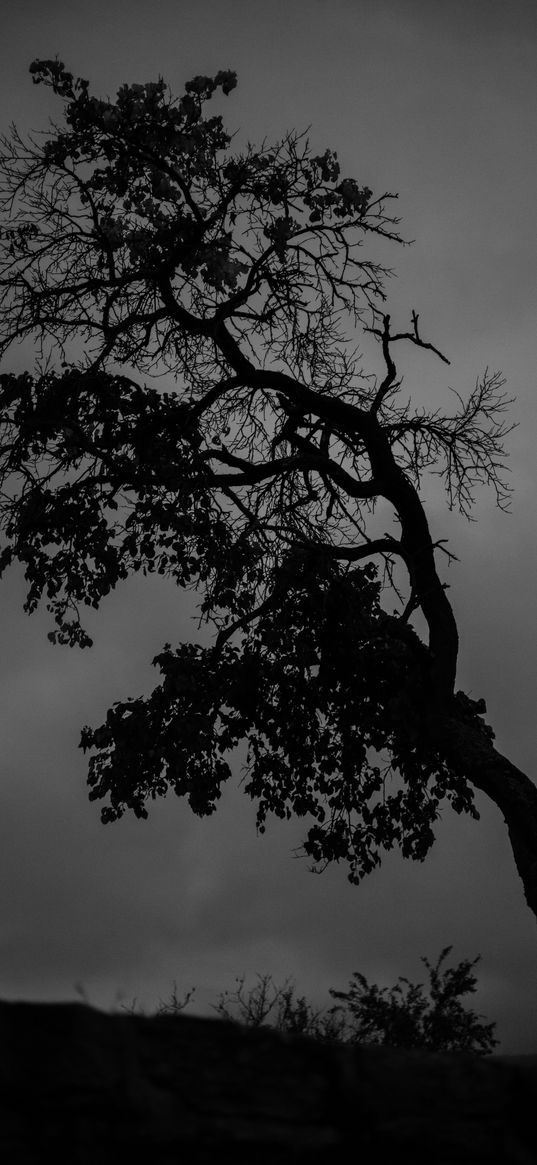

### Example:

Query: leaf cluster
xmin=0 ymin=59 xmax=393 ymax=381
xmin=0 ymin=367 xmax=230 ymax=645
xmin=81 ymin=551 xmax=478 ymax=881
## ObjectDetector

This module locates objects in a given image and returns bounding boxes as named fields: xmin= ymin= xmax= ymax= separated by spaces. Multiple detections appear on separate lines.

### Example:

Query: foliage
xmin=0 ymin=59 xmax=514 ymax=884
xmin=76 ymin=552 xmax=478 ymax=882
xmin=329 ymin=946 xmax=498 ymax=1055
xmin=153 ymin=948 xmax=498 ymax=1056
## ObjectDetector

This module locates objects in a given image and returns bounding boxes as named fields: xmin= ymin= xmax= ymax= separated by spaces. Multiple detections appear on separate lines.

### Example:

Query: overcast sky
xmin=0 ymin=0 xmax=536 ymax=1053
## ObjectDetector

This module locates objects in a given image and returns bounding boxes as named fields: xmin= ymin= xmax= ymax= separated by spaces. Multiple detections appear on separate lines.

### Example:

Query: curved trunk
xmin=434 ymin=710 xmax=537 ymax=921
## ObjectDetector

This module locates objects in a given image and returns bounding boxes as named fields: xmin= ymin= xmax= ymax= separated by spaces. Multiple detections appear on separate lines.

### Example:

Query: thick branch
xmin=206 ymin=449 xmax=328 ymax=485
xmin=292 ymin=535 xmax=407 ymax=565
xmin=208 ymin=447 xmax=378 ymax=498
xmin=383 ymin=470 xmax=458 ymax=698
xmin=369 ymin=314 xmax=398 ymax=412
xmin=434 ymin=709 xmax=537 ymax=921
xmin=156 ymin=277 xmax=213 ymax=336
xmin=204 ymin=321 xmax=459 ymax=696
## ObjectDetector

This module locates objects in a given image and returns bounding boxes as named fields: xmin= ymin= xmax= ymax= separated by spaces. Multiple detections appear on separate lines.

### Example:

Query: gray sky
xmin=0 ymin=0 xmax=536 ymax=1051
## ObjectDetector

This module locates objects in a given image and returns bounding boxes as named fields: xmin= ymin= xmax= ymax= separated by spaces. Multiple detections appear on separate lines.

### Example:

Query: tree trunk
xmin=435 ymin=709 xmax=537 ymax=922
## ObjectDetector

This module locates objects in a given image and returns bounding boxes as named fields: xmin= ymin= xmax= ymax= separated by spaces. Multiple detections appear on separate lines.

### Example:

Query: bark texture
xmin=2 ymin=1000 xmax=537 ymax=1164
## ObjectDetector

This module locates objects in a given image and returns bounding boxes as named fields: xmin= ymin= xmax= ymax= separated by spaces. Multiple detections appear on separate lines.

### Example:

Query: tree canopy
xmin=1 ymin=60 xmax=536 ymax=913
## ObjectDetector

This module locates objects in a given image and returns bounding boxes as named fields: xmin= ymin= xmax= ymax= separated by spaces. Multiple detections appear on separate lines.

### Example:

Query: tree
xmin=0 ymin=60 xmax=536 ymax=917
xmin=154 ymin=948 xmax=498 ymax=1056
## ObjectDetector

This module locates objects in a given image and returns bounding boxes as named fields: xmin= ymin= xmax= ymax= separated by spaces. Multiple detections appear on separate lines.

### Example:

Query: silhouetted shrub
xmin=152 ymin=947 xmax=498 ymax=1056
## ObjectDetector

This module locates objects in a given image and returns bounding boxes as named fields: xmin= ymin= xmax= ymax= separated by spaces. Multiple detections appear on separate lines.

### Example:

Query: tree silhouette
xmin=1 ymin=61 xmax=536 ymax=916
